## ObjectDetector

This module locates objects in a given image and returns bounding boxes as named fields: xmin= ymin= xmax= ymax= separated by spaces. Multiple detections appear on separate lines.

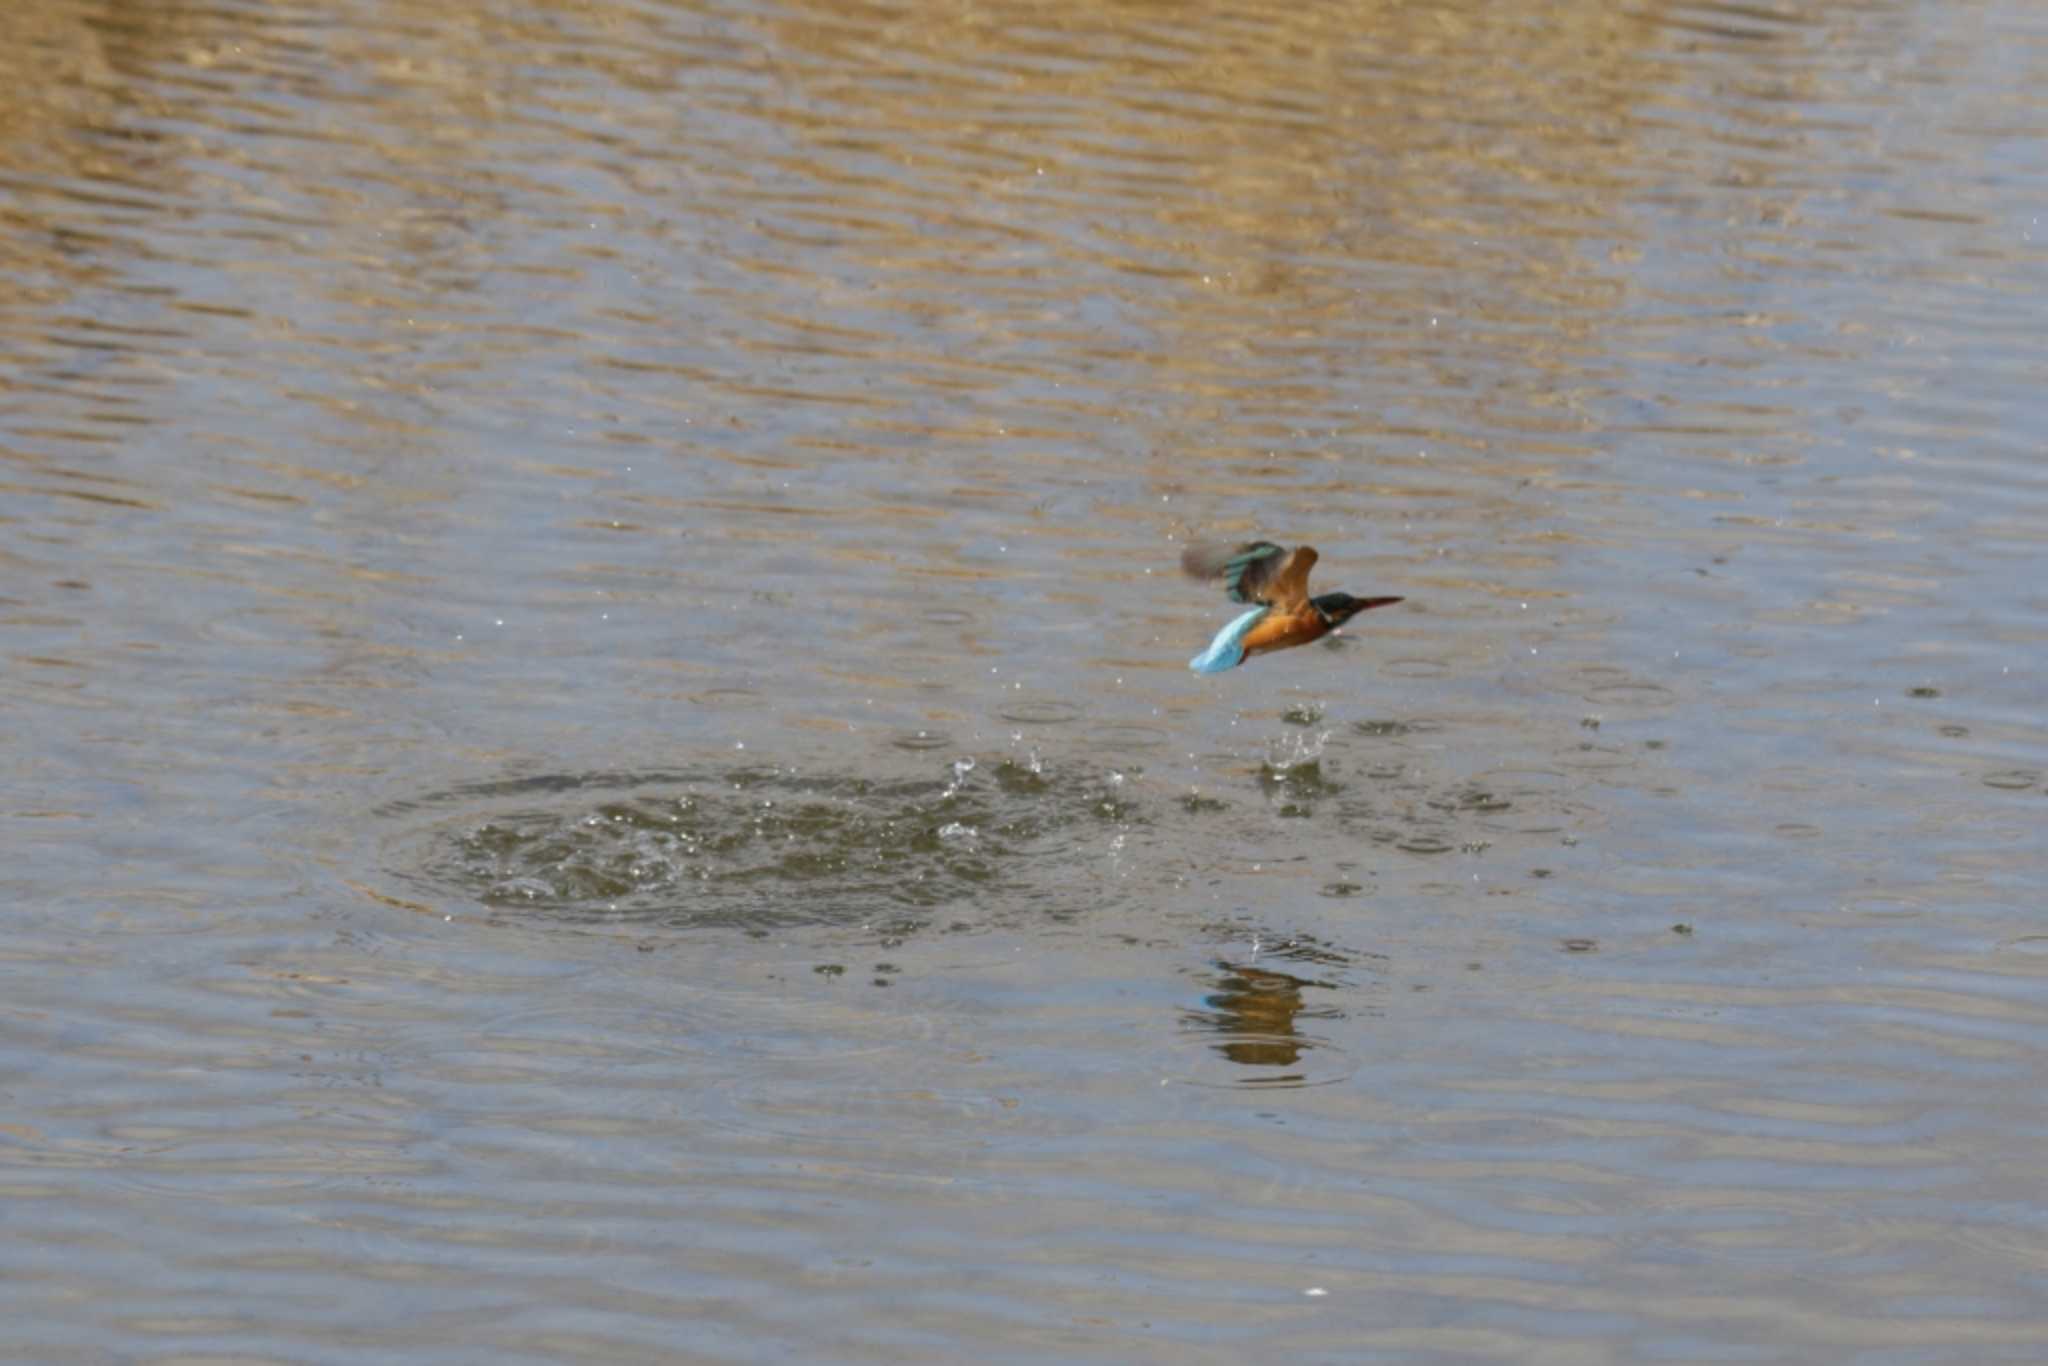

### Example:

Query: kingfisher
xmin=1181 ymin=540 xmax=1402 ymax=673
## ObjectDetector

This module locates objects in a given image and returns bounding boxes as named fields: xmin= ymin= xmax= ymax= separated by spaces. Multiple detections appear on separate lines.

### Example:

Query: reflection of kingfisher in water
xmin=1182 ymin=540 xmax=1402 ymax=673
xmin=1199 ymin=962 xmax=1314 ymax=1069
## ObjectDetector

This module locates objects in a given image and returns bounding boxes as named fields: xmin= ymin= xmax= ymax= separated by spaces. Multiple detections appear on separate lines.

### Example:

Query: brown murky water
xmin=4 ymin=0 xmax=2046 ymax=1358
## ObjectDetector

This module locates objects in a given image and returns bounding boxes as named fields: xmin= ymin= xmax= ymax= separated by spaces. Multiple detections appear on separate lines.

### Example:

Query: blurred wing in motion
xmin=1180 ymin=541 xmax=1317 ymax=611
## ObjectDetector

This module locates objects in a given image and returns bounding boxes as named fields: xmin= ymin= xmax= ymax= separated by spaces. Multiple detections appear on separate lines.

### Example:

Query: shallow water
xmin=3 ymin=0 xmax=2046 ymax=1358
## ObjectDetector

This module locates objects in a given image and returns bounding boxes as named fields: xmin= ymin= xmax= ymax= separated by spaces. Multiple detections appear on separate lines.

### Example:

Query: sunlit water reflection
xmin=3 ymin=0 xmax=2046 ymax=1359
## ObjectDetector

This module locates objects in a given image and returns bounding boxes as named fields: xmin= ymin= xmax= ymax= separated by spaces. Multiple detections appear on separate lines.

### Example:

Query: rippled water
xmin=4 ymin=0 xmax=2046 ymax=1358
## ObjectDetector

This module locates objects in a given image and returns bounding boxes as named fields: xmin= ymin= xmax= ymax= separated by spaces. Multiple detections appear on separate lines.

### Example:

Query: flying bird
xmin=1181 ymin=541 xmax=1402 ymax=673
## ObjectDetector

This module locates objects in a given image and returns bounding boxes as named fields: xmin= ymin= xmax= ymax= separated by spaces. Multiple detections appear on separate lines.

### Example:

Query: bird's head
xmin=1313 ymin=592 xmax=1403 ymax=629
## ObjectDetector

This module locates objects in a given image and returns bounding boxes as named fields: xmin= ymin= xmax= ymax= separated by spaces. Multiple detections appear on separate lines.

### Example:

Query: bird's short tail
xmin=1189 ymin=606 xmax=1269 ymax=674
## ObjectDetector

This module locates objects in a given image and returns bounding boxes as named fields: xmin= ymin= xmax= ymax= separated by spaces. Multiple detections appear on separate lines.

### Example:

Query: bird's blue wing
xmin=1188 ymin=606 xmax=1268 ymax=674
xmin=1181 ymin=541 xmax=1287 ymax=604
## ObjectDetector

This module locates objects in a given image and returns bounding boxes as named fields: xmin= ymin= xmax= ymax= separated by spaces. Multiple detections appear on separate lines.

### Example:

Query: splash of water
xmin=1264 ymin=728 xmax=1332 ymax=772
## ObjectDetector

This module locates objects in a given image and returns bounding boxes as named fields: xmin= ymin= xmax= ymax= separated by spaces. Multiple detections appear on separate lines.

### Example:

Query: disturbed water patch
xmin=376 ymin=757 xmax=1148 ymax=930
xmin=1331 ymin=766 xmax=1599 ymax=853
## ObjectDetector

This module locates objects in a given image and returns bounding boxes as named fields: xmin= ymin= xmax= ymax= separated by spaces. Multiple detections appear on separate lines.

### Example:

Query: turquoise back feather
xmin=1188 ymin=606 xmax=1268 ymax=674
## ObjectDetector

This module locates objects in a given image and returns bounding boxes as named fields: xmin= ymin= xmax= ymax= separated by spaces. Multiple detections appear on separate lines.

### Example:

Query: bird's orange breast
xmin=1239 ymin=607 xmax=1329 ymax=658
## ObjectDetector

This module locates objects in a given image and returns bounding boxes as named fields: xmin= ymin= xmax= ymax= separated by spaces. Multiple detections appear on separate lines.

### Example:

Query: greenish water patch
xmin=381 ymin=758 xmax=1149 ymax=929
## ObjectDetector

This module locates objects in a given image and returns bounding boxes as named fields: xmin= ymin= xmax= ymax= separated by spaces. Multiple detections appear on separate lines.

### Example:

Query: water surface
xmin=3 ymin=0 xmax=2046 ymax=1359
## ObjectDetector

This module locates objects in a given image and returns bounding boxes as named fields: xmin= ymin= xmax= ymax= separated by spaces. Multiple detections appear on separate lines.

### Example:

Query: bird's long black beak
xmin=1330 ymin=596 xmax=1403 ymax=633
